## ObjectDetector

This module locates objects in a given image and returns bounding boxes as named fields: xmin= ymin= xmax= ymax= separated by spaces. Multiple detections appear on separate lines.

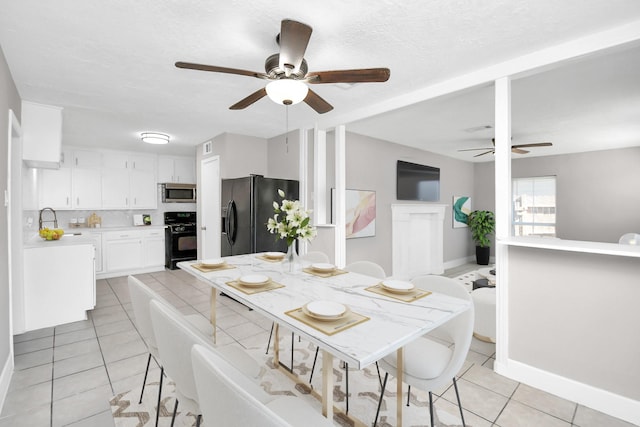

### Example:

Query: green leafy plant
xmin=467 ymin=210 xmax=495 ymax=248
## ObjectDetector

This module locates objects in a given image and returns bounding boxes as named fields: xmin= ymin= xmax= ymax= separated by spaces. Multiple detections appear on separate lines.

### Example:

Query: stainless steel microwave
xmin=162 ymin=183 xmax=197 ymax=203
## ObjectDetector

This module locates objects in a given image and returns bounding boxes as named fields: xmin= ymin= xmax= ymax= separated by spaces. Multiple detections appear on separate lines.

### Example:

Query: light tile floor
xmin=1 ymin=266 xmax=637 ymax=427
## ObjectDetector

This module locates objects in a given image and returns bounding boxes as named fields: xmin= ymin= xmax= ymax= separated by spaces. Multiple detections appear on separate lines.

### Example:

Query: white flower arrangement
xmin=266 ymin=189 xmax=317 ymax=246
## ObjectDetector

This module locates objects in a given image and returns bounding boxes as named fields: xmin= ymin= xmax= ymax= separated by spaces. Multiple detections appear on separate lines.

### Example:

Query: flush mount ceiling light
xmin=141 ymin=132 xmax=170 ymax=145
xmin=265 ymin=79 xmax=309 ymax=106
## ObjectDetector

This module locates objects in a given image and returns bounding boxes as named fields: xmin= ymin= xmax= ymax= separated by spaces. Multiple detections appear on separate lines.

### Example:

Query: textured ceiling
xmin=1 ymin=0 xmax=640 ymax=158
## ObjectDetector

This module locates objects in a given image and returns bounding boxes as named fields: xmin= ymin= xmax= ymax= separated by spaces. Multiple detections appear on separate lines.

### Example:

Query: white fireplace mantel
xmin=391 ymin=204 xmax=447 ymax=279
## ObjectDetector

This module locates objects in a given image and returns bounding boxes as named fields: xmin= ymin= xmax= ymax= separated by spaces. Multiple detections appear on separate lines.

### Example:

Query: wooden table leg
xmin=322 ymin=350 xmax=334 ymax=419
xmin=209 ymin=289 xmax=217 ymax=344
xmin=396 ymin=347 xmax=404 ymax=427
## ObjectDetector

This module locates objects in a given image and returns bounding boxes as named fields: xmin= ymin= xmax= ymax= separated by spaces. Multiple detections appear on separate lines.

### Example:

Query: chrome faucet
xmin=39 ymin=207 xmax=58 ymax=230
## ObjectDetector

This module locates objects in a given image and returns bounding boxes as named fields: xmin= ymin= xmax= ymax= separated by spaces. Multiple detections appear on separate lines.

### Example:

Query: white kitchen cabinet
xmin=86 ymin=231 xmax=104 ymax=273
xmin=158 ymin=156 xmax=195 ymax=184
xmin=130 ymin=169 xmax=157 ymax=208
xmin=39 ymin=167 xmax=72 ymax=209
xmin=23 ymin=242 xmax=95 ymax=332
xmin=104 ymin=230 xmax=144 ymax=272
xmin=72 ymin=168 xmax=102 ymax=209
xmin=143 ymin=228 xmax=165 ymax=268
xmin=72 ymin=150 xmax=102 ymax=168
xmin=130 ymin=154 xmax=156 ymax=173
xmin=101 ymin=168 xmax=130 ymax=209
xmin=22 ymin=101 xmax=63 ymax=169
xmin=101 ymin=152 xmax=157 ymax=209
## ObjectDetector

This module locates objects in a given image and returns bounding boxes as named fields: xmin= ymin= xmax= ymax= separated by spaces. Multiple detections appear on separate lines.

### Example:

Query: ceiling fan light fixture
xmin=266 ymin=79 xmax=308 ymax=106
xmin=141 ymin=132 xmax=170 ymax=145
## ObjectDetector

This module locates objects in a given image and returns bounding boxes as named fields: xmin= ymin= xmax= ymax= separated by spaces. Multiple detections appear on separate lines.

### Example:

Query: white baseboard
xmin=496 ymin=358 xmax=640 ymax=426
xmin=0 ymin=353 xmax=14 ymax=412
xmin=443 ymin=256 xmax=475 ymax=270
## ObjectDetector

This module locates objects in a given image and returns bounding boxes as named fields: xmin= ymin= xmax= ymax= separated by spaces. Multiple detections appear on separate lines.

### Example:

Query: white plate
xmin=311 ymin=263 xmax=336 ymax=273
xmin=238 ymin=274 xmax=270 ymax=287
xmin=200 ymin=258 xmax=226 ymax=268
xmin=305 ymin=301 xmax=347 ymax=319
xmin=264 ymin=251 xmax=285 ymax=260
xmin=381 ymin=280 xmax=415 ymax=294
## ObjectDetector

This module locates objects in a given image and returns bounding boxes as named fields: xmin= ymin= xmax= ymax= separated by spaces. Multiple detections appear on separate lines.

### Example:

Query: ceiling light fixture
xmin=265 ymin=79 xmax=309 ymax=106
xmin=141 ymin=132 xmax=170 ymax=145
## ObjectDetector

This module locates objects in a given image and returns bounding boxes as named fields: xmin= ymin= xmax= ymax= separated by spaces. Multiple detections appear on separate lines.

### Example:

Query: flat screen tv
xmin=396 ymin=160 xmax=440 ymax=201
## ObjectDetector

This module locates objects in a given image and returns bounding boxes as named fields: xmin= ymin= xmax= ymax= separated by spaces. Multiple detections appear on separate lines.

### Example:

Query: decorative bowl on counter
xmin=39 ymin=228 xmax=65 ymax=241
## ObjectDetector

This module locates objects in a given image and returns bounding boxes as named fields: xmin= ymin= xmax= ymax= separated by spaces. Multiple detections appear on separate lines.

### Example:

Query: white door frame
xmin=199 ymin=155 xmax=221 ymax=259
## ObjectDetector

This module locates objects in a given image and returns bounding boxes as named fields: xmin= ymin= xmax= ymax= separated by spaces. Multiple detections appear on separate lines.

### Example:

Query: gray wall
xmin=344 ymin=132 xmax=475 ymax=273
xmin=1 ymin=47 xmax=22 ymax=380
xmin=508 ymin=245 xmax=640 ymax=400
xmin=474 ymin=147 xmax=640 ymax=243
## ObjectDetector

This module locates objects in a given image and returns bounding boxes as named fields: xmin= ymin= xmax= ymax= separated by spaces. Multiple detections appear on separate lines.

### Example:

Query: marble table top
xmin=179 ymin=254 xmax=471 ymax=369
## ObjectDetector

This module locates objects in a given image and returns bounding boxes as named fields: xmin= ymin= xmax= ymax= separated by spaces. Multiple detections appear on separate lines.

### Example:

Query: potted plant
xmin=467 ymin=210 xmax=495 ymax=265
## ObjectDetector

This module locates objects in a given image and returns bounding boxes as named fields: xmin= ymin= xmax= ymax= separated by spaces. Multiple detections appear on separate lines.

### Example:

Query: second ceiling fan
xmin=459 ymin=138 xmax=553 ymax=157
xmin=175 ymin=19 xmax=391 ymax=114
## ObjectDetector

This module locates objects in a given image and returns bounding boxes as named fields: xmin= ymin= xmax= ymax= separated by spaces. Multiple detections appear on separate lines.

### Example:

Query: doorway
xmin=199 ymin=156 xmax=220 ymax=259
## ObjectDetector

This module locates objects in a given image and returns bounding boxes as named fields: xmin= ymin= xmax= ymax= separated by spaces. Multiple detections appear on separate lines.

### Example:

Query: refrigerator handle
xmin=228 ymin=200 xmax=238 ymax=245
xmin=224 ymin=200 xmax=232 ymax=246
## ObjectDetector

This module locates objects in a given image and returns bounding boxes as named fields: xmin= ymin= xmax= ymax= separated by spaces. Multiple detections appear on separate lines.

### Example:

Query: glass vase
xmin=284 ymin=242 xmax=299 ymax=273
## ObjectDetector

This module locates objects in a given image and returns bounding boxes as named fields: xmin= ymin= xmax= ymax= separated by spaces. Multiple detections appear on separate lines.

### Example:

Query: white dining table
xmin=178 ymin=254 xmax=471 ymax=426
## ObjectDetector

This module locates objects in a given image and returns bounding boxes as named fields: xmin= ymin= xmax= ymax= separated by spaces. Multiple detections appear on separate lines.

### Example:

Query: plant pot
xmin=475 ymin=246 xmax=490 ymax=265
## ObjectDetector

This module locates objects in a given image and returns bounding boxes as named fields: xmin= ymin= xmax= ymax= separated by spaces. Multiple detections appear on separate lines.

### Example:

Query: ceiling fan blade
xmin=304 ymin=89 xmax=333 ymax=114
xmin=278 ymin=19 xmax=312 ymax=73
xmin=175 ymin=62 xmax=267 ymax=79
xmin=308 ymin=68 xmax=391 ymax=84
xmin=474 ymin=150 xmax=494 ymax=158
xmin=511 ymin=148 xmax=529 ymax=154
xmin=229 ymin=88 xmax=267 ymax=110
xmin=458 ymin=147 xmax=494 ymax=152
xmin=511 ymin=142 xmax=553 ymax=148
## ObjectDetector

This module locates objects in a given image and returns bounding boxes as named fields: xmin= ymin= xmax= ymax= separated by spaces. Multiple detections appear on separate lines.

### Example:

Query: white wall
xmin=474 ymin=147 xmax=640 ymax=243
xmin=343 ymin=132 xmax=475 ymax=273
xmin=0 ymin=46 xmax=22 ymax=407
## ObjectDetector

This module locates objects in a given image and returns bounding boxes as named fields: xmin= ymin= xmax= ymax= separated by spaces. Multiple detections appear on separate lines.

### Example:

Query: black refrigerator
xmin=221 ymin=175 xmax=299 ymax=256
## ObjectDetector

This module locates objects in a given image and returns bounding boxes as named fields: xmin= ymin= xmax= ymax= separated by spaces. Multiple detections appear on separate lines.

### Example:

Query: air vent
xmin=203 ymin=141 xmax=212 ymax=155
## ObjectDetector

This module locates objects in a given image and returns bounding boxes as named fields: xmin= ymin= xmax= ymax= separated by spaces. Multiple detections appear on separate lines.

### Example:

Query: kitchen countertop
xmin=24 ymin=234 xmax=95 ymax=249
xmin=24 ymin=225 xmax=167 ymax=249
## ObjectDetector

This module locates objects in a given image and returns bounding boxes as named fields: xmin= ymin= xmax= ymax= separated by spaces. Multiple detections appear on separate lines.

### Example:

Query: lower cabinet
xmin=101 ymin=228 xmax=165 ymax=278
xmin=104 ymin=230 xmax=143 ymax=272
xmin=23 ymin=243 xmax=95 ymax=332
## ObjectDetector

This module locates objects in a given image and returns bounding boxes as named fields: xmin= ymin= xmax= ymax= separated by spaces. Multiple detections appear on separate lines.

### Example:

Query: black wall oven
xmin=164 ymin=211 xmax=197 ymax=269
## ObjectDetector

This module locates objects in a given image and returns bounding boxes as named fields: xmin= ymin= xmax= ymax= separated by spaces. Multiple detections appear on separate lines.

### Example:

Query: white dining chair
xmin=344 ymin=260 xmax=387 ymax=279
xmin=373 ymin=274 xmax=474 ymax=427
xmin=127 ymin=275 xmax=214 ymax=427
xmin=191 ymin=344 xmax=334 ymax=427
xmin=149 ymin=299 xmax=262 ymax=427
xmin=300 ymin=251 xmax=330 ymax=263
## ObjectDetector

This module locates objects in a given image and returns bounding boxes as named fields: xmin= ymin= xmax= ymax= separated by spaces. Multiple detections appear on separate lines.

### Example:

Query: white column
xmin=334 ymin=125 xmax=346 ymax=268
xmin=494 ymin=76 xmax=511 ymax=371
xmin=299 ymin=128 xmax=309 ymax=254
xmin=313 ymin=126 xmax=327 ymax=224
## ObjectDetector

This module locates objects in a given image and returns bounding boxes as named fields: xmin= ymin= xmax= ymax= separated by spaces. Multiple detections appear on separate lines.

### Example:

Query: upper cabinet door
xmin=73 ymin=150 xmax=102 ymax=168
xmin=39 ymin=168 xmax=72 ymax=210
xmin=102 ymin=152 xmax=129 ymax=169
xmin=130 ymin=154 xmax=156 ymax=173
xmin=158 ymin=156 xmax=195 ymax=183
xmin=173 ymin=157 xmax=196 ymax=184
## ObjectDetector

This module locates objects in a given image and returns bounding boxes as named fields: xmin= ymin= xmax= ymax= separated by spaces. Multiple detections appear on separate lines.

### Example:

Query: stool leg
xmin=154 ymin=367 xmax=164 ymax=427
xmin=309 ymin=347 xmax=319 ymax=384
xmin=453 ymin=377 xmax=466 ymax=426
xmin=407 ymin=384 xmax=411 ymax=406
xmin=429 ymin=391 xmax=434 ymax=427
xmin=345 ymin=362 xmax=349 ymax=413
xmin=138 ymin=353 xmax=152 ymax=404
xmin=373 ymin=372 xmax=389 ymax=427
xmin=265 ymin=322 xmax=274 ymax=354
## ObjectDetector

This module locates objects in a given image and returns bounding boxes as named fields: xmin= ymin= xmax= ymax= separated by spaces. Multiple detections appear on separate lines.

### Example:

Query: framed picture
xmin=332 ymin=189 xmax=376 ymax=239
xmin=453 ymin=196 xmax=471 ymax=228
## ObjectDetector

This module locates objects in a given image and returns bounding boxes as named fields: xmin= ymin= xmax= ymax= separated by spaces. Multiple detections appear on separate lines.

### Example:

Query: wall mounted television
xmin=396 ymin=160 xmax=440 ymax=201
